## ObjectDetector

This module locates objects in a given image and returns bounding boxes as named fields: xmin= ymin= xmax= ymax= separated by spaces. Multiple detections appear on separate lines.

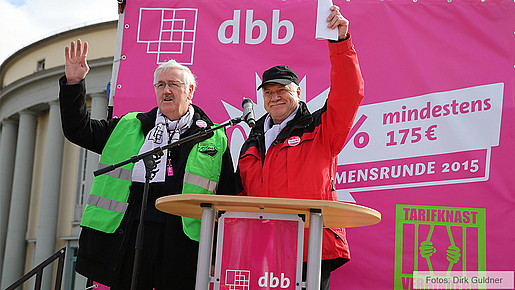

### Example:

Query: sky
xmin=0 ymin=0 xmax=119 ymax=66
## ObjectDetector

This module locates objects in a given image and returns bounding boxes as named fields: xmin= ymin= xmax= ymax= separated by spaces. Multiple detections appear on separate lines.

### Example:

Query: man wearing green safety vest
xmin=59 ymin=39 xmax=239 ymax=289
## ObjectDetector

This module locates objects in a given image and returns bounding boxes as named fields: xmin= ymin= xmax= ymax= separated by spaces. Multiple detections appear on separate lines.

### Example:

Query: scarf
xmin=264 ymin=105 xmax=299 ymax=154
xmin=132 ymin=106 xmax=194 ymax=183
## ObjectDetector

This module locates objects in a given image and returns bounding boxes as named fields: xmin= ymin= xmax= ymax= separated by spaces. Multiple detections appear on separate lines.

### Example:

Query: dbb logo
xmin=218 ymin=10 xmax=294 ymax=45
xmin=258 ymin=272 xmax=290 ymax=288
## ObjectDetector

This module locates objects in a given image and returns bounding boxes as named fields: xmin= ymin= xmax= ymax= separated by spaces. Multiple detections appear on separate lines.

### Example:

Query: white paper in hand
xmin=315 ymin=0 xmax=338 ymax=40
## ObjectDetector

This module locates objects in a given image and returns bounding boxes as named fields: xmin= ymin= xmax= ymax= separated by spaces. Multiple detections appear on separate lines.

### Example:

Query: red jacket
xmin=237 ymin=37 xmax=364 ymax=266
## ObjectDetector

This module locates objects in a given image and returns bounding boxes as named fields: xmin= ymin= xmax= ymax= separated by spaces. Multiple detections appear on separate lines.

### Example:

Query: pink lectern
xmin=156 ymin=194 xmax=381 ymax=290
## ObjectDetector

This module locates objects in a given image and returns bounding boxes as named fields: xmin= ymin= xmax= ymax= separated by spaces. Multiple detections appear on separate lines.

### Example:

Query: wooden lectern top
xmin=156 ymin=194 xmax=381 ymax=228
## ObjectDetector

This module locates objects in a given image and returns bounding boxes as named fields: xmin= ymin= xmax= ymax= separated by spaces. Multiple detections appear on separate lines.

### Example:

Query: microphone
xmin=241 ymin=98 xmax=256 ymax=128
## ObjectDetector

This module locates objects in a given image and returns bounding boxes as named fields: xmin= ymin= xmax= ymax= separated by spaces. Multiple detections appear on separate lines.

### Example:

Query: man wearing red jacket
xmin=236 ymin=5 xmax=364 ymax=289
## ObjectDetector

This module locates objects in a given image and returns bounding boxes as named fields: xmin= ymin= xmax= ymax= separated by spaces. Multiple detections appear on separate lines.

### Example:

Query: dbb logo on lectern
xmin=258 ymin=272 xmax=291 ymax=288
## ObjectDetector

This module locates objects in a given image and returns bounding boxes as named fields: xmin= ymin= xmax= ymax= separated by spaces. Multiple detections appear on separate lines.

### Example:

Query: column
xmin=0 ymin=120 xmax=18 ymax=275
xmin=90 ymin=92 xmax=108 ymax=120
xmin=0 ymin=111 xmax=38 ymax=289
xmin=33 ymin=101 xmax=65 ymax=290
xmin=70 ymin=92 xmax=108 ymax=289
xmin=82 ymin=93 xmax=108 ymax=204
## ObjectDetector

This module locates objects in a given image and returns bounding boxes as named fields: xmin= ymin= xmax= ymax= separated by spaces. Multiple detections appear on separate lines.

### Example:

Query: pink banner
xmin=113 ymin=0 xmax=515 ymax=288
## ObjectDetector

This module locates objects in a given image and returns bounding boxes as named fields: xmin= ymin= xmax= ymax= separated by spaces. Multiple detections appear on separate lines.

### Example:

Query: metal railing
xmin=5 ymin=247 xmax=66 ymax=290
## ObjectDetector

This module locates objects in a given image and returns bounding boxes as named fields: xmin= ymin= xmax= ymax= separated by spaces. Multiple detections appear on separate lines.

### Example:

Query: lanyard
xmin=166 ymin=119 xmax=179 ymax=176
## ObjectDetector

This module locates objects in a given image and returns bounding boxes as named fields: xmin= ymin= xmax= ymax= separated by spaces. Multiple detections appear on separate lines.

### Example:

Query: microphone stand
xmin=93 ymin=116 xmax=244 ymax=290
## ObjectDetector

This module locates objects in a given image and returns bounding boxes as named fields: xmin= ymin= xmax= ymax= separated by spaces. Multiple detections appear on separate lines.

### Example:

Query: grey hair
xmin=154 ymin=59 xmax=197 ymax=91
xmin=286 ymin=82 xmax=299 ymax=91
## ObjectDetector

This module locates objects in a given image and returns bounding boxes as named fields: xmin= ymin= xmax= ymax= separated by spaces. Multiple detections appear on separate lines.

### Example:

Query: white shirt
xmin=264 ymin=106 xmax=299 ymax=154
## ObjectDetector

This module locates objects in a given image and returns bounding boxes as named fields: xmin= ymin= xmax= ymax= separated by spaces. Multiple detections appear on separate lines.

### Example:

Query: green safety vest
xmin=81 ymin=112 xmax=227 ymax=242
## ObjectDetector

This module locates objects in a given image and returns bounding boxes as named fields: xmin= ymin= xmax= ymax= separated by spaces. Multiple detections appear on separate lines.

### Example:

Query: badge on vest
xmin=198 ymin=144 xmax=218 ymax=157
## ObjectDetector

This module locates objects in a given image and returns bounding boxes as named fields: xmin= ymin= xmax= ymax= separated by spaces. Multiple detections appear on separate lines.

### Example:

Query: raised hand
xmin=64 ymin=39 xmax=90 ymax=84
xmin=327 ymin=5 xmax=349 ymax=40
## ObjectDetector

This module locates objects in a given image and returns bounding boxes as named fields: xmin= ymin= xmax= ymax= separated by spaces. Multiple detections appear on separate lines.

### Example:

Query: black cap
xmin=257 ymin=65 xmax=299 ymax=90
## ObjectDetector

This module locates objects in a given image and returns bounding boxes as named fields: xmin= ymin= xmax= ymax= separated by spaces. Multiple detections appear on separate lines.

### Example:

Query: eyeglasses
xmin=153 ymin=80 xmax=186 ymax=90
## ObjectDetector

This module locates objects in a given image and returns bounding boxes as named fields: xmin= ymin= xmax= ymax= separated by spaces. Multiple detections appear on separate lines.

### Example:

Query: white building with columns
xmin=0 ymin=20 xmax=117 ymax=290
